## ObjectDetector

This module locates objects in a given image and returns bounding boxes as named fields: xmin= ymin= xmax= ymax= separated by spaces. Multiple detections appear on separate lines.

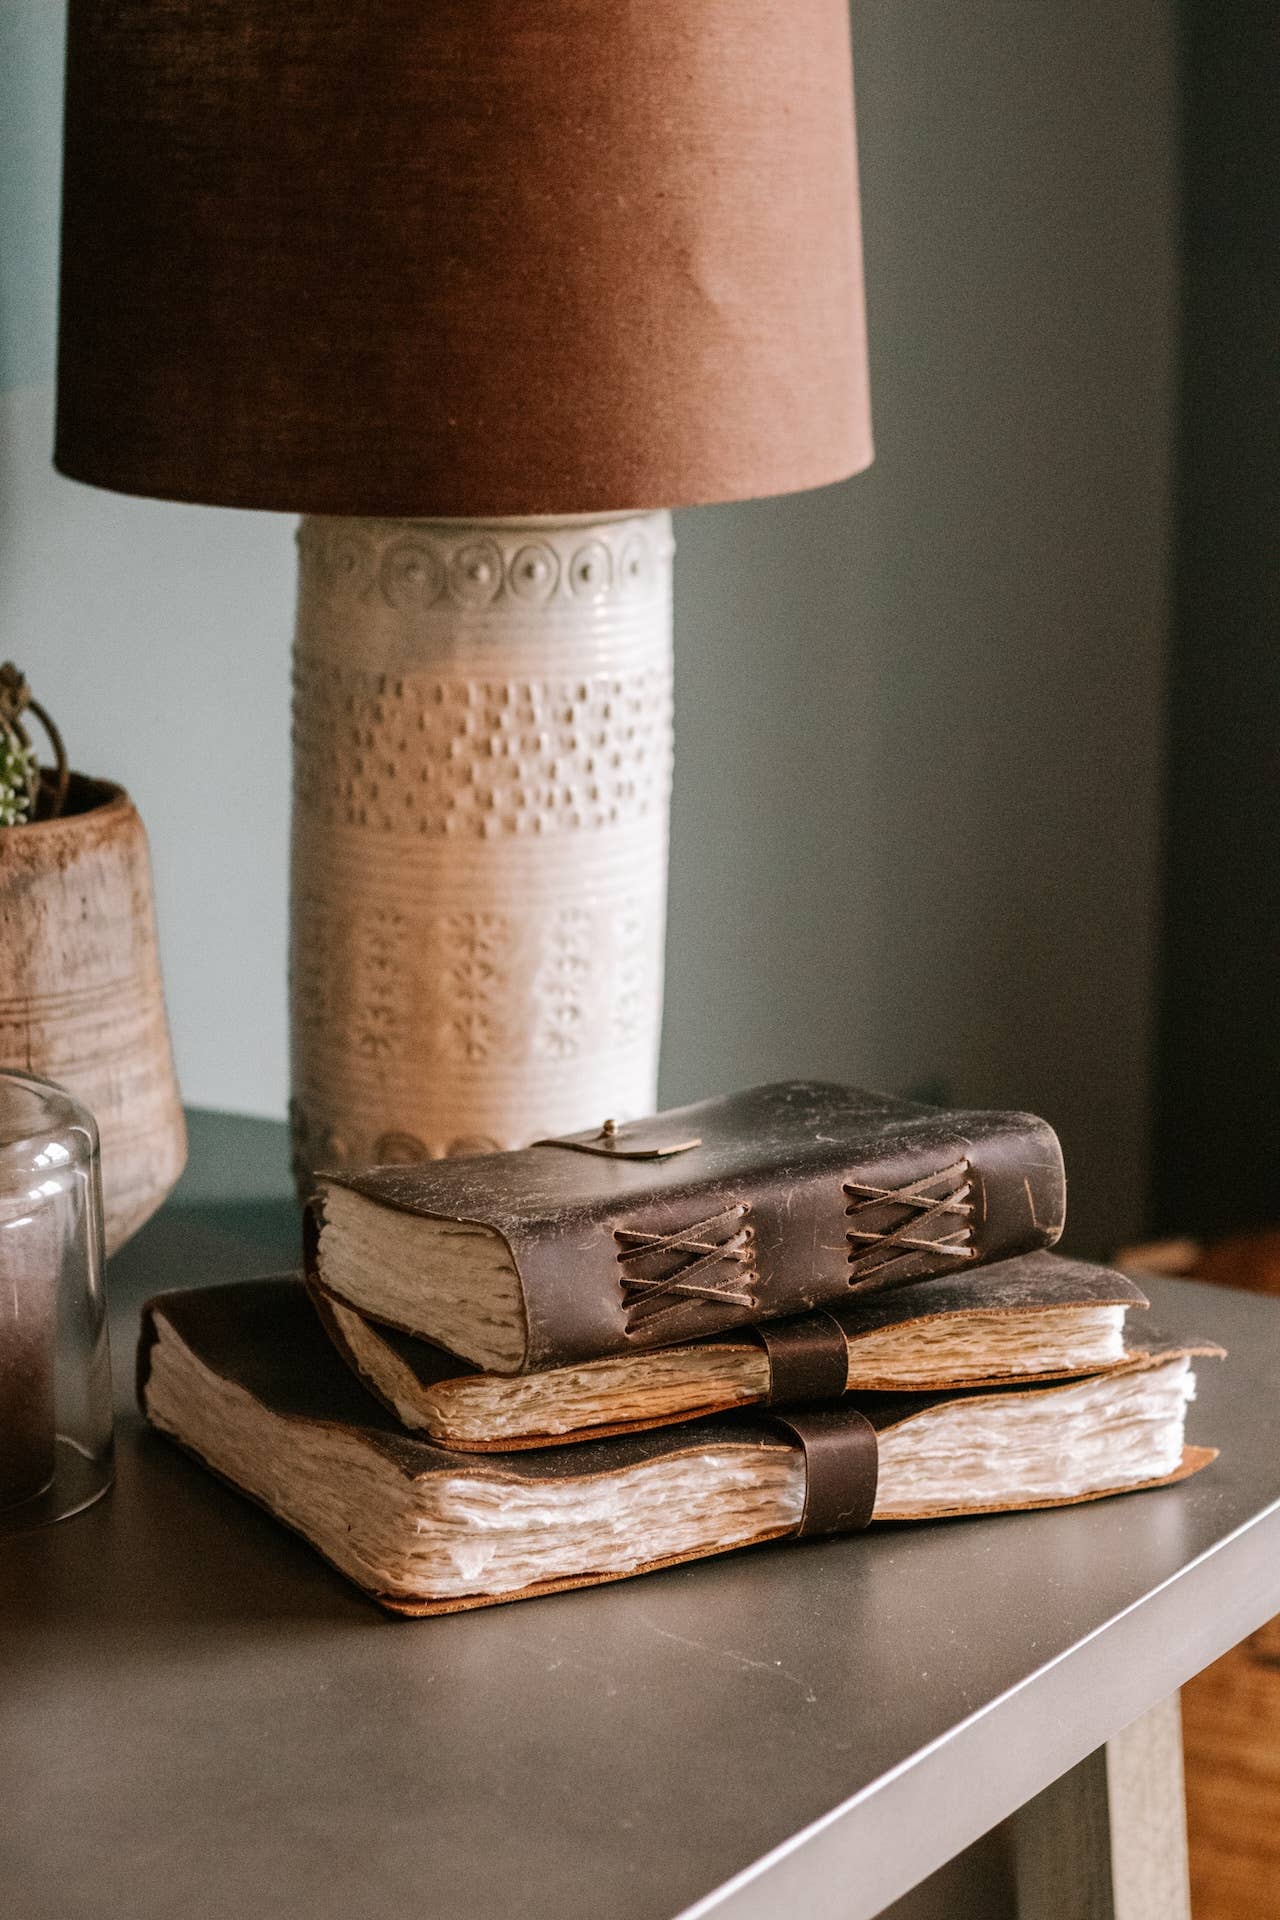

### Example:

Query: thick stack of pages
xmin=138 ymin=1082 xmax=1223 ymax=1616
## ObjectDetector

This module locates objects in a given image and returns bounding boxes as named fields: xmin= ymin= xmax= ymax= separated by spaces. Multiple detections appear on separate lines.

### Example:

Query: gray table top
xmin=4 ymin=1112 xmax=1279 ymax=1920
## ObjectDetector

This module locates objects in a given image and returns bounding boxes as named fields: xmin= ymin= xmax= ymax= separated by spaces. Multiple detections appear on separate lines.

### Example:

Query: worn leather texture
xmin=138 ymin=1279 xmax=1218 ymax=1617
xmin=321 ymin=1081 xmax=1067 ymax=1371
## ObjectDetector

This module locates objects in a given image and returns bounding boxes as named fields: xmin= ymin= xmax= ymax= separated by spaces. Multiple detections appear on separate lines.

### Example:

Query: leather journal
xmin=138 ymin=1279 xmax=1217 ymax=1618
xmin=309 ymin=1251 xmax=1227 ymax=1451
xmin=313 ymin=1081 xmax=1068 ymax=1372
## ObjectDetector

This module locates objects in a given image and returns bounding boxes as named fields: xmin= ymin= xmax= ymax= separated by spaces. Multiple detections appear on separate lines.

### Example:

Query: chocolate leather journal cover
xmin=314 ymin=1081 xmax=1067 ymax=1373
xmin=310 ymin=1252 xmax=1192 ymax=1452
xmin=139 ymin=1280 xmax=1215 ymax=1618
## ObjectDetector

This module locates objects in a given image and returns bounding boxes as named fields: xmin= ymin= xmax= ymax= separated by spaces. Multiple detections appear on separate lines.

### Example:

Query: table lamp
xmin=54 ymin=1 xmax=872 ymax=1183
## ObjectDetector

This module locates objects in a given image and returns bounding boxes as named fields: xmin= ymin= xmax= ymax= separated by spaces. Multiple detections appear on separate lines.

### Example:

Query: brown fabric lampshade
xmin=55 ymin=1 xmax=872 ymax=518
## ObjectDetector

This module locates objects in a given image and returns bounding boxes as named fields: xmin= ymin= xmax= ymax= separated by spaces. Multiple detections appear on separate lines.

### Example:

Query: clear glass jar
xmin=0 ymin=1070 xmax=113 ymax=1531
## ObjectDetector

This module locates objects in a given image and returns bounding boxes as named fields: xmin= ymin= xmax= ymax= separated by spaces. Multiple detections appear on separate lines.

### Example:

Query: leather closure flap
xmin=533 ymin=1116 xmax=704 ymax=1161
xmin=771 ymin=1406 xmax=879 ymax=1536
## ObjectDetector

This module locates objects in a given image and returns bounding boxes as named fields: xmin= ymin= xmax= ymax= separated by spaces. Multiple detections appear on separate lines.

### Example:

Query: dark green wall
xmin=1155 ymin=1 xmax=1280 ymax=1235
xmin=666 ymin=3 xmax=1179 ymax=1258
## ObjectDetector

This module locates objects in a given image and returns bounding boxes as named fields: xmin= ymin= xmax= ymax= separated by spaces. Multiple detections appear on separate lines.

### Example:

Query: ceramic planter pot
xmin=0 ymin=774 xmax=185 ymax=1252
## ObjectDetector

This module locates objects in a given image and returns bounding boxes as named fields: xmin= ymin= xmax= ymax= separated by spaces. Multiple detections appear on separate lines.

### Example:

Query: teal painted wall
xmin=0 ymin=2 xmax=62 ymax=390
xmin=1 ymin=2 xmax=1179 ymax=1255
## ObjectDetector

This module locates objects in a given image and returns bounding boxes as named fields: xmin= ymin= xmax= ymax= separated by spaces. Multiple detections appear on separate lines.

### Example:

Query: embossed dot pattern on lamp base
xmin=290 ymin=513 xmax=674 ymax=1183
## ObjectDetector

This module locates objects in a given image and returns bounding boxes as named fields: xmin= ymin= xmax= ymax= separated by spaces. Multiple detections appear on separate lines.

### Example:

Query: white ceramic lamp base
xmin=289 ymin=512 xmax=673 ymax=1184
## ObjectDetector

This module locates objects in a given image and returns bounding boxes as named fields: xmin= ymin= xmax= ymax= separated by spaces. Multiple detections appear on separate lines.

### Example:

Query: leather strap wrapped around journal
xmin=755 ymin=1314 xmax=852 ymax=1406
xmin=316 ymin=1082 xmax=1067 ymax=1373
xmin=772 ymin=1406 xmax=879 ymax=1535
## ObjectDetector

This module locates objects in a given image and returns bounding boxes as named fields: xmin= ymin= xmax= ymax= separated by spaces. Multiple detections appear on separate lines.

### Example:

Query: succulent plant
xmin=0 ymin=663 xmax=68 ymax=826
xmin=0 ymin=732 xmax=37 ymax=825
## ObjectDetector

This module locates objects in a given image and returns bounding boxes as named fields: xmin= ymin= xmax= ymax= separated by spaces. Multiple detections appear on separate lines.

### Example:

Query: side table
xmin=3 ymin=1111 xmax=1278 ymax=1920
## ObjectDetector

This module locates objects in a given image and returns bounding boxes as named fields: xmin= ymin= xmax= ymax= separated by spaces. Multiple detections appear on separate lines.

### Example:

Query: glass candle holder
xmin=0 ymin=1070 xmax=113 ymax=1532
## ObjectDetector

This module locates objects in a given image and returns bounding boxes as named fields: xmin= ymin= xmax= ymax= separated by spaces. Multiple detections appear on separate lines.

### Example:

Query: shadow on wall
xmin=658 ymin=5 xmax=1179 ymax=1260
xmin=1156 ymin=0 xmax=1280 ymax=1238
xmin=664 ymin=0 xmax=1178 ymax=1258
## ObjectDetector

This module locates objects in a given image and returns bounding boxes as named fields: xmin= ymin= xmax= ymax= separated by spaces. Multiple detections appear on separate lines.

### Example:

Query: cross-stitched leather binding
xmin=317 ymin=1082 xmax=1067 ymax=1372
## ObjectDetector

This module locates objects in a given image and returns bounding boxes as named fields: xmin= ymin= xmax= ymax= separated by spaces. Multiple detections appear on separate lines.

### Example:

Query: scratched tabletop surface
xmin=4 ymin=1111 xmax=1279 ymax=1920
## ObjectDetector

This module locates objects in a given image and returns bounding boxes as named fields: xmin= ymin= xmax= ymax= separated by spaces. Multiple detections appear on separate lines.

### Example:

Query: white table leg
xmin=1012 ymin=1693 xmax=1191 ymax=1919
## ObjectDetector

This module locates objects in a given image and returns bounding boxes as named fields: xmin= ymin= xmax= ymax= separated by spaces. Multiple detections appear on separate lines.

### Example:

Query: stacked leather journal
xmin=311 ymin=1082 xmax=1070 ymax=1368
xmin=138 ymin=1082 xmax=1222 ymax=1616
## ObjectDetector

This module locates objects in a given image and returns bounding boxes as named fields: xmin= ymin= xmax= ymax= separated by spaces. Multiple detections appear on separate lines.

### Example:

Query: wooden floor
xmin=1183 ymin=1615 xmax=1280 ymax=1919
xmin=1119 ymin=1235 xmax=1280 ymax=1917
